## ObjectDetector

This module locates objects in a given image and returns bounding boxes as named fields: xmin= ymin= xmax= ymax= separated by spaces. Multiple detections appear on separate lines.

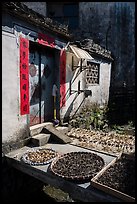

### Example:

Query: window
xmin=47 ymin=2 xmax=79 ymax=30
xmin=86 ymin=62 xmax=100 ymax=85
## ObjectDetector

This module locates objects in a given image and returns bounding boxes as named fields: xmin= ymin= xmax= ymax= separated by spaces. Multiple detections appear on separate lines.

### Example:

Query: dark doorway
xmin=29 ymin=42 xmax=60 ymax=126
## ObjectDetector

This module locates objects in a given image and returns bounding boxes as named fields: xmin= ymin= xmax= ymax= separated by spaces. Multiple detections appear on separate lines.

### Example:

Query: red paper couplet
xmin=60 ymin=48 xmax=66 ymax=107
xmin=20 ymin=37 xmax=29 ymax=115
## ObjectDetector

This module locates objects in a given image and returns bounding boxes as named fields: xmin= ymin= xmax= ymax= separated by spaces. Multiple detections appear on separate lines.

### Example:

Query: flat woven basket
xmin=50 ymin=151 xmax=105 ymax=181
xmin=21 ymin=148 xmax=59 ymax=165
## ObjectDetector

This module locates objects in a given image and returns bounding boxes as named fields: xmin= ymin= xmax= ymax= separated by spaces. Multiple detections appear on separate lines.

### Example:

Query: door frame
xmin=29 ymin=41 xmax=60 ymax=126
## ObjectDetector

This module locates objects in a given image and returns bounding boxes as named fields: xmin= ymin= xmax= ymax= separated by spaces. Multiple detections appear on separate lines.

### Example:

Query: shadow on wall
xmin=63 ymin=91 xmax=91 ymax=123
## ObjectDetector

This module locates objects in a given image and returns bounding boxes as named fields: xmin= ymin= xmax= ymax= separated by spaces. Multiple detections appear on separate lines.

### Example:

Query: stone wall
xmin=78 ymin=2 xmax=135 ymax=123
xmin=21 ymin=2 xmax=47 ymax=17
xmin=78 ymin=2 xmax=135 ymax=88
xmin=108 ymin=86 xmax=135 ymax=124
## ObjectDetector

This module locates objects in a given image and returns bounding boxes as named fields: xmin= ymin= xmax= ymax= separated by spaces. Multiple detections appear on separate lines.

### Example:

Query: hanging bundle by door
xmin=52 ymin=84 xmax=59 ymax=126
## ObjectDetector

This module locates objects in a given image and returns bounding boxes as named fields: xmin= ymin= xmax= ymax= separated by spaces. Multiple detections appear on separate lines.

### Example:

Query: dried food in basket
xmin=94 ymin=153 xmax=135 ymax=198
xmin=50 ymin=151 xmax=105 ymax=180
xmin=21 ymin=148 xmax=59 ymax=165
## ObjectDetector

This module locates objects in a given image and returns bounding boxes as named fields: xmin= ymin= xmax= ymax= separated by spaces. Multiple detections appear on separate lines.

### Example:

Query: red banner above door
xmin=38 ymin=33 xmax=55 ymax=48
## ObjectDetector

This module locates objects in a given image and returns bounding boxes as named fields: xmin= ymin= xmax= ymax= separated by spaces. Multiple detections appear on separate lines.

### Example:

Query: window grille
xmin=86 ymin=62 xmax=100 ymax=84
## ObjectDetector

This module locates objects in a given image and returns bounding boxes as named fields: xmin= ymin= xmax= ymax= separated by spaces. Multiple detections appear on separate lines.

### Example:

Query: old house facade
xmin=2 ymin=2 xmax=113 ymax=154
xmin=2 ymin=2 xmax=71 ymax=201
xmin=2 ymin=2 xmax=135 ymax=202
xmin=45 ymin=2 xmax=135 ymax=86
xmin=61 ymin=41 xmax=112 ymax=122
xmin=2 ymin=2 xmax=114 ymax=202
xmin=46 ymin=2 xmax=135 ymax=124
xmin=23 ymin=2 xmax=135 ymax=84
xmin=23 ymin=2 xmax=135 ymax=124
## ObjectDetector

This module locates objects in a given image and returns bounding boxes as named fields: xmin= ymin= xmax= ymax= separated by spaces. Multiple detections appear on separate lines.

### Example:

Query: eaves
xmin=2 ymin=2 xmax=72 ymax=40
xmin=84 ymin=49 xmax=114 ymax=62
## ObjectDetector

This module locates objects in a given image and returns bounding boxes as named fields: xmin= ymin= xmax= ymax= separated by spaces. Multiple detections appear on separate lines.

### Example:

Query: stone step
xmin=30 ymin=133 xmax=51 ymax=146
xmin=30 ymin=122 xmax=53 ymax=137
xmin=29 ymin=122 xmax=71 ymax=144
xmin=42 ymin=124 xmax=72 ymax=144
xmin=56 ymin=126 xmax=69 ymax=135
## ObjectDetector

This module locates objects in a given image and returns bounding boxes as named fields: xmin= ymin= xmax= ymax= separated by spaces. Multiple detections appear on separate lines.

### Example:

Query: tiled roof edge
xmin=2 ymin=2 xmax=72 ymax=39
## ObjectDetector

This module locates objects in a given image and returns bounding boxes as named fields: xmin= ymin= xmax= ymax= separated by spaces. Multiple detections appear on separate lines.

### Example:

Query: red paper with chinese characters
xmin=60 ymin=48 xmax=66 ymax=107
xmin=20 ymin=37 xmax=29 ymax=115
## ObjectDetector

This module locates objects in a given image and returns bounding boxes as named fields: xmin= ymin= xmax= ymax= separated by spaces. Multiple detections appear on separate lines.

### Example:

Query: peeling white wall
xmin=60 ymin=51 xmax=111 ymax=121
xmin=2 ymin=31 xmax=29 ymax=144
xmin=86 ymin=62 xmax=111 ymax=105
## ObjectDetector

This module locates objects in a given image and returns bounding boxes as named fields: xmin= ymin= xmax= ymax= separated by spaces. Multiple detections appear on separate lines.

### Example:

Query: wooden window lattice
xmin=86 ymin=63 xmax=99 ymax=84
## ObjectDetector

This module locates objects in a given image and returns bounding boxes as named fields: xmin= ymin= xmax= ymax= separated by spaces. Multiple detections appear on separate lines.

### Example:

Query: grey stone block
xmin=30 ymin=123 xmax=53 ymax=136
xmin=56 ymin=126 xmax=69 ymax=135
xmin=43 ymin=125 xmax=72 ymax=143
xmin=31 ymin=134 xmax=50 ymax=146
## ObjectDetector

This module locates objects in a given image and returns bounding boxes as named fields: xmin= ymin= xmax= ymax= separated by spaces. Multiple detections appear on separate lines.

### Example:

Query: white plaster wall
xmin=86 ymin=62 xmax=111 ymax=105
xmin=60 ymin=59 xmax=87 ymax=120
xmin=2 ymin=31 xmax=29 ymax=144
xmin=60 ymin=56 xmax=111 ymax=120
